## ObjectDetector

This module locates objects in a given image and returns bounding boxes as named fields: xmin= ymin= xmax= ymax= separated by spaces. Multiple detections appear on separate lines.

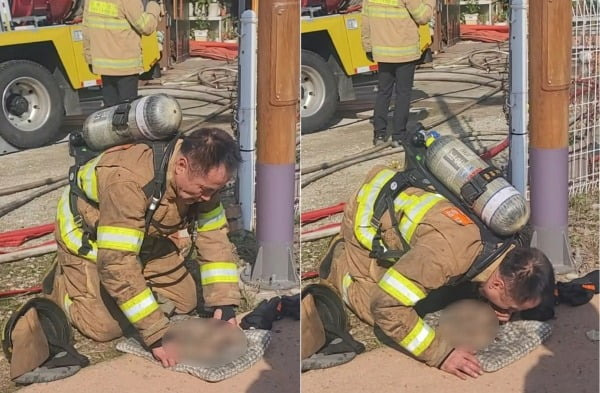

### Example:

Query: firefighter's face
xmin=174 ymin=156 xmax=230 ymax=204
xmin=480 ymin=269 xmax=541 ymax=315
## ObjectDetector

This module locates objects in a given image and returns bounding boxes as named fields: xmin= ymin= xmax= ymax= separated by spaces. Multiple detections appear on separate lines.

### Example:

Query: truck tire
xmin=301 ymin=50 xmax=338 ymax=134
xmin=0 ymin=60 xmax=65 ymax=149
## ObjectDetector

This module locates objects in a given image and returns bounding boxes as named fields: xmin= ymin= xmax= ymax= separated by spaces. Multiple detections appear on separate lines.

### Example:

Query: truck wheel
xmin=301 ymin=50 xmax=338 ymax=134
xmin=0 ymin=60 xmax=64 ymax=149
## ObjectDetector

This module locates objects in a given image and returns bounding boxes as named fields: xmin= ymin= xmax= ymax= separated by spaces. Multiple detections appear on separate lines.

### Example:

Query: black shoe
xmin=373 ymin=136 xmax=388 ymax=146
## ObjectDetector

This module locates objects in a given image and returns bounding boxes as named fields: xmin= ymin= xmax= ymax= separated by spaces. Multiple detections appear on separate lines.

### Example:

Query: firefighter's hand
xmin=440 ymin=348 xmax=483 ymax=380
xmin=366 ymin=52 xmax=374 ymax=62
xmin=213 ymin=307 xmax=237 ymax=326
xmin=152 ymin=343 xmax=178 ymax=368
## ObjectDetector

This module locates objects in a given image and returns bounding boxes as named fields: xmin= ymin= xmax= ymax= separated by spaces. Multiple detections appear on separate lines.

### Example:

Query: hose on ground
xmin=0 ymin=285 xmax=42 ymax=298
xmin=301 ymin=142 xmax=391 ymax=175
xmin=302 ymin=85 xmax=503 ymax=187
xmin=302 ymin=147 xmax=404 ymax=187
xmin=0 ymin=243 xmax=57 ymax=264
xmin=0 ymin=175 xmax=67 ymax=197
xmin=140 ymin=90 xmax=231 ymax=105
xmin=139 ymin=86 xmax=234 ymax=100
xmin=181 ymin=103 xmax=234 ymax=134
xmin=0 ymin=180 xmax=68 ymax=219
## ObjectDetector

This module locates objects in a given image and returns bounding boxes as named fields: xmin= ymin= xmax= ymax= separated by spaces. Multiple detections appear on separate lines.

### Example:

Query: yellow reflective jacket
xmin=83 ymin=0 xmax=161 ymax=76
xmin=361 ymin=0 xmax=435 ymax=63
xmin=55 ymin=141 xmax=240 ymax=346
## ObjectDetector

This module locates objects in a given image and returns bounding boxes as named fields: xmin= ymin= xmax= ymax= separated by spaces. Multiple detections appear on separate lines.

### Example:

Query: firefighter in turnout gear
xmin=83 ymin=0 xmax=162 ymax=106
xmin=46 ymin=128 xmax=242 ymax=368
xmin=301 ymin=165 xmax=555 ymax=379
xmin=361 ymin=0 xmax=435 ymax=145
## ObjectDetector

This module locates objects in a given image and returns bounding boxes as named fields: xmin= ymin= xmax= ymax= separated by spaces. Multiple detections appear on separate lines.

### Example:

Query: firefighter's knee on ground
xmin=70 ymin=309 xmax=123 ymax=342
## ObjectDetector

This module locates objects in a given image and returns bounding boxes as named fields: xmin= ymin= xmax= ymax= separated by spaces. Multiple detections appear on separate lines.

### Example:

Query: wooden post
xmin=243 ymin=0 xmax=299 ymax=289
xmin=528 ymin=0 xmax=573 ymax=273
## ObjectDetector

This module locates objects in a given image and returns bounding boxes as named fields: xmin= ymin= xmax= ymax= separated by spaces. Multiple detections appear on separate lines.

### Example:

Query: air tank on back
xmin=82 ymin=94 xmax=182 ymax=151
xmin=422 ymin=131 xmax=529 ymax=236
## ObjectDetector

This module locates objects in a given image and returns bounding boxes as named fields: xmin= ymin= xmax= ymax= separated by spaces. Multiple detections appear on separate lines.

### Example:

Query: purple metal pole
xmin=241 ymin=0 xmax=299 ymax=289
xmin=530 ymin=149 xmax=572 ymax=273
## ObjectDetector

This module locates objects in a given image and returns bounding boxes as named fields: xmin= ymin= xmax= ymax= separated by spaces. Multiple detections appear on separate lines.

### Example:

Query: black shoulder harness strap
xmin=141 ymin=134 xmax=180 ymax=233
xmin=369 ymin=171 xmax=412 ymax=261
xmin=368 ymin=126 xmax=519 ymax=285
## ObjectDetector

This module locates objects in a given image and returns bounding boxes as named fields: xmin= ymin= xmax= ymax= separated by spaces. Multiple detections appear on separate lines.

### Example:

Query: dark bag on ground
xmin=2 ymin=298 xmax=89 ymax=385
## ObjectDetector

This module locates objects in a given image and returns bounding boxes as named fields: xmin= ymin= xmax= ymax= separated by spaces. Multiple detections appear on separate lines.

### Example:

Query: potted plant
xmin=494 ymin=8 xmax=507 ymax=25
xmin=193 ymin=20 xmax=210 ymax=41
xmin=463 ymin=0 xmax=479 ymax=25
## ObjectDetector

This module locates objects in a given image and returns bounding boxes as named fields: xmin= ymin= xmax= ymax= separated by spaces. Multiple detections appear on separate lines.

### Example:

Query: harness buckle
xmin=73 ymin=214 xmax=83 ymax=229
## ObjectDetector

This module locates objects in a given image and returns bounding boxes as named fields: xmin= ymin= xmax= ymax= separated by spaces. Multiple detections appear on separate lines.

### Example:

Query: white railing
xmin=569 ymin=0 xmax=599 ymax=195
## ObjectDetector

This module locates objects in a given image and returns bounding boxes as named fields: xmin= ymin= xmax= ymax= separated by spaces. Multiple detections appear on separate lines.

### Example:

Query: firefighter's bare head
xmin=480 ymin=247 xmax=554 ymax=314
xmin=174 ymin=128 xmax=242 ymax=204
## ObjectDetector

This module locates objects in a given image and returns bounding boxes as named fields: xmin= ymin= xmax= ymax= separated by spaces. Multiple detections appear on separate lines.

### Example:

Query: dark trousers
xmin=373 ymin=61 xmax=417 ymax=140
xmin=101 ymin=74 xmax=139 ymax=107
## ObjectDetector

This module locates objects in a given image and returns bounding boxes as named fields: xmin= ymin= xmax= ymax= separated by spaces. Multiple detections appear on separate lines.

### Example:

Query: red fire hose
xmin=0 ymin=285 xmax=42 ymax=298
xmin=301 ymin=202 xmax=345 ymax=224
xmin=0 ymin=223 xmax=55 ymax=248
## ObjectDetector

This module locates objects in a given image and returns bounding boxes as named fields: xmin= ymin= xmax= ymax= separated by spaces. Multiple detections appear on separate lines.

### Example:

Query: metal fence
xmin=569 ymin=0 xmax=599 ymax=195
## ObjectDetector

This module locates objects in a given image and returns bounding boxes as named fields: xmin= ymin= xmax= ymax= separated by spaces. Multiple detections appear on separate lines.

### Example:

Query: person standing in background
xmin=83 ymin=0 xmax=162 ymax=107
xmin=362 ymin=0 xmax=435 ymax=146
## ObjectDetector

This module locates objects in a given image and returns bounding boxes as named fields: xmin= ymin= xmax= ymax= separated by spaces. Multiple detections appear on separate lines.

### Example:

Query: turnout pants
xmin=100 ymin=74 xmax=139 ymax=107
xmin=301 ymin=237 xmax=378 ymax=359
xmin=373 ymin=61 xmax=418 ymax=141
xmin=48 ymin=232 xmax=197 ymax=342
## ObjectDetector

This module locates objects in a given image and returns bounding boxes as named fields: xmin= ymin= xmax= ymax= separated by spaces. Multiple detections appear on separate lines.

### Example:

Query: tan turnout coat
xmin=361 ymin=0 xmax=435 ymax=63
xmin=83 ymin=0 xmax=161 ymax=76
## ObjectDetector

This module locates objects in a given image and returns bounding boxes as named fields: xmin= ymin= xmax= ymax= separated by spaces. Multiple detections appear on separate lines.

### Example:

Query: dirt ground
xmin=300 ymin=41 xmax=599 ymax=392
xmin=302 ymin=297 xmax=599 ymax=393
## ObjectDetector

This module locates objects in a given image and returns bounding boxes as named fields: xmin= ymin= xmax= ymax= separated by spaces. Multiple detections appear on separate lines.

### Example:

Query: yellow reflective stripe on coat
xmin=341 ymin=273 xmax=354 ymax=305
xmin=119 ymin=288 xmax=160 ymax=324
xmin=398 ymin=193 xmax=445 ymax=242
xmin=354 ymin=168 xmax=396 ymax=251
xmin=400 ymin=318 xmax=435 ymax=356
xmin=89 ymin=0 xmax=119 ymax=17
xmin=366 ymin=6 xmax=409 ymax=19
xmin=197 ymin=204 xmax=227 ymax=232
xmin=134 ymin=13 xmax=152 ymax=31
xmin=368 ymin=0 xmax=399 ymax=6
xmin=378 ymin=267 xmax=426 ymax=306
xmin=97 ymin=226 xmax=144 ymax=253
xmin=84 ymin=15 xmax=131 ymax=30
xmin=410 ymin=2 xmax=430 ymax=20
xmin=200 ymin=262 xmax=239 ymax=285
xmin=57 ymin=188 xmax=98 ymax=262
xmin=76 ymin=154 xmax=102 ymax=203
xmin=373 ymin=44 xmax=421 ymax=58
xmin=92 ymin=57 xmax=142 ymax=69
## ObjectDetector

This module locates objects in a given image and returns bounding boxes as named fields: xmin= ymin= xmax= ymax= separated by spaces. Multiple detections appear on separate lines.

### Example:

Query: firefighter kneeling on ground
xmin=301 ymin=164 xmax=555 ymax=380
xmin=44 ymin=127 xmax=242 ymax=368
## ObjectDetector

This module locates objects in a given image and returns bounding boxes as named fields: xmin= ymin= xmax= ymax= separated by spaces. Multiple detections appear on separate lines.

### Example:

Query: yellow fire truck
xmin=0 ymin=0 xmax=159 ymax=150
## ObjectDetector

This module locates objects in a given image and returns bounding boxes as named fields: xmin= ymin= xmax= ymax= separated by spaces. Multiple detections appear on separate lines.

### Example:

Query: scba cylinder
xmin=423 ymin=132 xmax=529 ymax=236
xmin=83 ymin=94 xmax=182 ymax=150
